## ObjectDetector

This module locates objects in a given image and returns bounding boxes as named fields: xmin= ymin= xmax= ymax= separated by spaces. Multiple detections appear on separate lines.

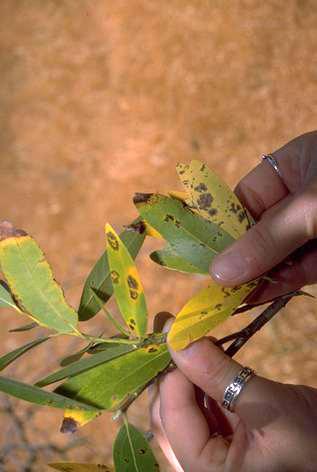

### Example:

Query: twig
xmin=217 ymin=291 xmax=296 ymax=357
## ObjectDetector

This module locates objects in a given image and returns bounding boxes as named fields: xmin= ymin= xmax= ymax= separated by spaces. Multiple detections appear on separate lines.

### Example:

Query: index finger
xmin=235 ymin=134 xmax=307 ymax=219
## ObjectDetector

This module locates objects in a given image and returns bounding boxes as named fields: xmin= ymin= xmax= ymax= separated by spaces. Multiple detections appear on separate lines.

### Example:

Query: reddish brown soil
xmin=0 ymin=1 xmax=317 ymax=470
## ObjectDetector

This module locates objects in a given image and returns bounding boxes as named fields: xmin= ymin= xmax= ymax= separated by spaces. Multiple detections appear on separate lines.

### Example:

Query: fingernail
xmin=210 ymin=251 xmax=248 ymax=282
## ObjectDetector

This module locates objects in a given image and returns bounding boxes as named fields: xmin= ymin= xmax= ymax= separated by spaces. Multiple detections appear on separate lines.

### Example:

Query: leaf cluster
xmin=0 ymin=161 xmax=304 ymax=471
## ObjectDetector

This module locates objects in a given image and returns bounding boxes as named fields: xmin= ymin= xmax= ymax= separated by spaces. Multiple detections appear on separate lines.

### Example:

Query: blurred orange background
xmin=0 ymin=1 xmax=317 ymax=470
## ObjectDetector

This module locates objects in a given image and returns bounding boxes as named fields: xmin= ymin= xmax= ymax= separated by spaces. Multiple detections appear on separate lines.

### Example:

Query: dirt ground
xmin=0 ymin=1 xmax=317 ymax=470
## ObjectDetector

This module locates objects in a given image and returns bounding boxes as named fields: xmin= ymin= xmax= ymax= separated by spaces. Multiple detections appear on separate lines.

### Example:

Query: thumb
xmin=210 ymin=184 xmax=317 ymax=286
xmin=168 ymin=337 xmax=283 ymax=426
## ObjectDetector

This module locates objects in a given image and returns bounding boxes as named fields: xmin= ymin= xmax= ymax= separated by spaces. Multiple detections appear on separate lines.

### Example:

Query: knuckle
xmin=203 ymin=354 xmax=235 ymax=394
xmin=247 ymin=223 xmax=279 ymax=271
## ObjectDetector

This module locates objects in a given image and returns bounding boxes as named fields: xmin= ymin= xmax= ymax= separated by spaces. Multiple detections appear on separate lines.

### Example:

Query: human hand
xmin=210 ymin=131 xmax=317 ymax=303
xmin=150 ymin=334 xmax=317 ymax=472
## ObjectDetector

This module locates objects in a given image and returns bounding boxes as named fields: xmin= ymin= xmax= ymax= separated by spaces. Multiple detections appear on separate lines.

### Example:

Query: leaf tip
xmin=0 ymin=221 xmax=27 ymax=241
xmin=133 ymin=192 xmax=153 ymax=205
xmin=60 ymin=416 xmax=78 ymax=434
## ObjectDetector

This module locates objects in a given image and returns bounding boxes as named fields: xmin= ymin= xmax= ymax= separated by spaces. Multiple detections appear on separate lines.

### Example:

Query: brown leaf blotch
xmin=106 ymin=231 xmax=119 ymax=251
xmin=129 ymin=289 xmax=138 ymax=300
xmin=133 ymin=192 xmax=153 ymax=204
xmin=197 ymin=193 xmax=213 ymax=210
xmin=194 ymin=183 xmax=208 ymax=192
xmin=60 ymin=417 xmax=78 ymax=434
xmin=110 ymin=270 xmax=120 ymax=284
xmin=127 ymin=275 xmax=138 ymax=289
xmin=0 ymin=221 xmax=27 ymax=241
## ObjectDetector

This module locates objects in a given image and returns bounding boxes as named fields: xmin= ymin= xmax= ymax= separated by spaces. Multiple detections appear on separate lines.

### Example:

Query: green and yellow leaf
xmin=176 ymin=161 xmax=251 ymax=239
xmin=168 ymin=280 xmax=257 ymax=350
xmin=113 ymin=421 xmax=160 ymax=471
xmin=61 ymin=409 xmax=101 ymax=433
xmin=78 ymin=220 xmax=146 ymax=321
xmin=49 ymin=463 xmax=113 ymax=471
xmin=56 ymin=343 xmax=170 ymax=416
xmin=134 ymin=193 xmax=234 ymax=273
xmin=105 ymin=223 xmax=147 ymax=337
xmin=0 ymin=222 xmax=78 ymax=335
xmin=36 ymin=343 xmax=135 ymax=387
xmin=0 ymin=376 xmax=100 ymax=411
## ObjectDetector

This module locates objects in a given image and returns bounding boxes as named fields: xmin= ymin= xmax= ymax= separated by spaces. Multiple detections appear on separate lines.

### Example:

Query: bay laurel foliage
xmin=0 ymin=161 xmax=259 ymax=471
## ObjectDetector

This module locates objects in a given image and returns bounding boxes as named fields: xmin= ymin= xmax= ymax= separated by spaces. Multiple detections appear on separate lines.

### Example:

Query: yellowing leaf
xmin=61 ymin=409 xmax=101 ymax=433
xmin=105 ymin=224 xmax=147 ymax=337
xmin=168 ymin=280 xmax=257 ymax=350
xmin=134 ymin=193 xmax=234 ymax=274
xmin=176 ymin=161 xmax=251 ymax=239
xmin=0 ymin=222 xmax=78 ymax=334
xmin=49 ymin=463 xmax=113 ymax=471
xmin=57 ymin=343 xmax=170 ymax=413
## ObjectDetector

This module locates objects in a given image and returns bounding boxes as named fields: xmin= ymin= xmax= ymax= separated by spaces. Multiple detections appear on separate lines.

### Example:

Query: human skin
xmin=150 ymin=132 xmax=317 ymax=471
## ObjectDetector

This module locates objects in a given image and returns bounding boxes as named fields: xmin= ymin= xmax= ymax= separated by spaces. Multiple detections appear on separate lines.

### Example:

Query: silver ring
xmin=262 ymin=154 xmax=282 ymax=179
xmin=222 ymin=367 xmax=255 ymax=412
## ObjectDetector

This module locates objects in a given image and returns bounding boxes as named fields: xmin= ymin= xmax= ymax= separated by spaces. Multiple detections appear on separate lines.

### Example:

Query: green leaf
xmin=49 ymin=464 xmax=113 ymax=472
xmin=0 ymin=376 xmax=99 ymax=411
xmin=9 ymin=322 xmax=38 ymax=332
xmin=176 ymin=161 xmax=251 ymax=238
xmin=78 ymin=221 xmax=146 ymax=321
xmin=134 ymin=194 xmax=234 ymax=274
xmin=0 ymin=336 xmax=50 ymax=372
xmin=0 ymin=281 xmax=22 ymax=313
xmin=59 ymin=343 xmax=93 ymax=367
xmin=150 ymin=244 xmax=202 ymax=274
xmin=36 ymin=343 xmax=135 ymax=387
xmin=168 ymin=280 xmax=257 ymax=350
xmin=113 ymin=420 xmax=160 ymax=472
xmin=105 ymin=224 xmax=148 ymax=337
xmin=56 ymin=342 xmax=170 ymax=411
xmin=0 ymin=222 xmax=78 ymax=335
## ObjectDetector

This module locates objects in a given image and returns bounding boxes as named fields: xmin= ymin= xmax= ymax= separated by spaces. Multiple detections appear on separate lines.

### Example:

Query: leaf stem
xmin=217 ymin=291 xmax=296 ymax=357
xmin=90 ymin=288 xmax=130 ymax=337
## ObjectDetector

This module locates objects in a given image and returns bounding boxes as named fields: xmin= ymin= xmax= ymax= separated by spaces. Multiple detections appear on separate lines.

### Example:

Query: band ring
xmin=262 ymin=154 xmax=283 ymax=179
xmin=222 ymin=366 xmax=255 ymax=412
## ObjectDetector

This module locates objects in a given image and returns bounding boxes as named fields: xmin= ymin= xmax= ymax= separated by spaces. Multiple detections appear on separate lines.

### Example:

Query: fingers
xmin=234 ymin=131 xmax=317 ymax=219
xmin=158 ymin=364 xmax=229 ymax=471
xmin=246 ymin=239 xmax=317 ymax=304
xmin=168 ymin=337 xmax=282 ymax=428
xmin=210 ymin=182 xmax=317 ymax=285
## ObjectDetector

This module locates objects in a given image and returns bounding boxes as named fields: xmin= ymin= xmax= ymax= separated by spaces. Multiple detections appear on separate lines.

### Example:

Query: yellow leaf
xmin=168 ymin=280 xmax=256 ymax=350
xmin=49 ymin=463 xmax=113 ymax=471
xmin=176 ymin=161 xmax=251 ymax=239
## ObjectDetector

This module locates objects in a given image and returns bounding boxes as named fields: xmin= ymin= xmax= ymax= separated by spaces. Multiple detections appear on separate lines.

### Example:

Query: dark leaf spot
xmin=147 ymin=346 xmax=158 ymax=353
xmin=133 ymin=192 xmax=153 ymax=204
xmin=138 ymin=448 xmax=146 ymax=454
xmin=110 ymin=270 xmax=120 ymax=284
xmin=129 ymin=289 xmax=138 ymax=300
xmin=124 ymin=457 xmax=129 ymax=463
xmin=106 ymin=231 xmax=119 ymax=251
xmin=0 ymin=221 xmax=27 ymax=241
xmin=208 ymin=208 xmax=218 ymax=216
xmin=194 ymin=183 xmax=207 ymax=192
xmin=126 ymin=220 xmax=146 ymax=234
xmin=238 ymin=210 xmax=247 ymax=223
xmin=60 ymin=417 xmax=78 ymax=434
xmin=197 ymin=193 xmax=213 ymax=210
xmin=127 ymin=275 xmax=139 ymax=289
